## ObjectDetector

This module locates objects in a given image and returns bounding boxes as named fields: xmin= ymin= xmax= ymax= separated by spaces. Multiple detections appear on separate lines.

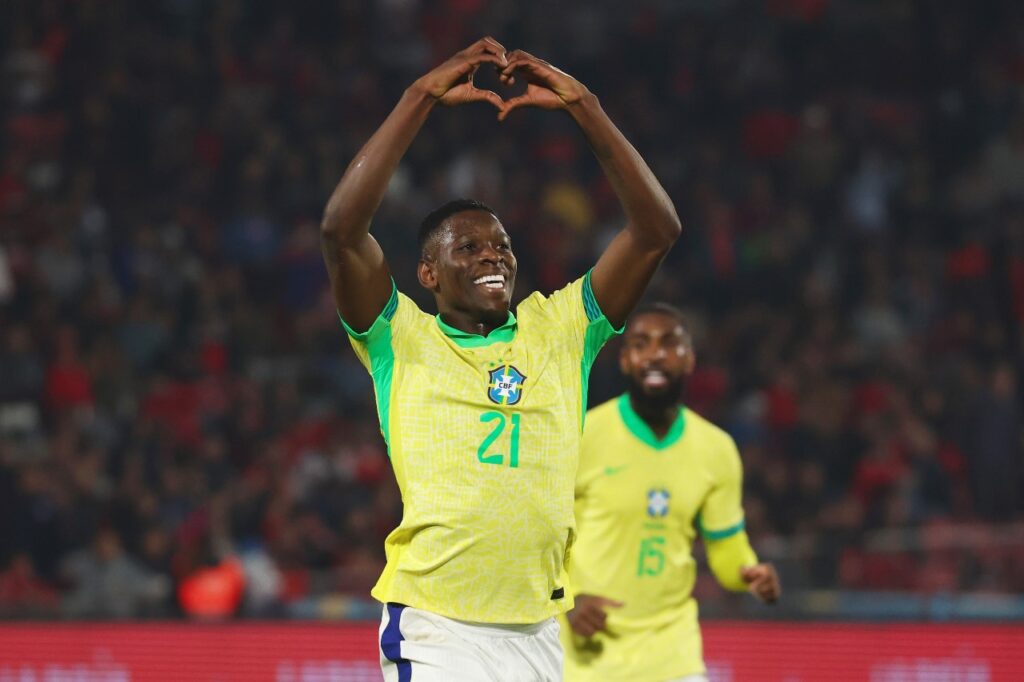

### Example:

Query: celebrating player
xmin=562 ymin=304 xmax=780 ymax=682
xmin=320 ymin=38 xmax=680 ymax=681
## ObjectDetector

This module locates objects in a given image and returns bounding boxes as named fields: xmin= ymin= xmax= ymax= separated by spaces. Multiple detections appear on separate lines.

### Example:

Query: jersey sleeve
xmin=338 ymin=281 xmax=406 ymax=449
xmin=705 ymin=530 xmax=759 ymax=592
xmin=338 ymin=279 xmax=400 ymax=374
xmin=698 ymin=434 xmax=747 ymax=540
xmin=533 ymin=269 xmax=623 ymax=373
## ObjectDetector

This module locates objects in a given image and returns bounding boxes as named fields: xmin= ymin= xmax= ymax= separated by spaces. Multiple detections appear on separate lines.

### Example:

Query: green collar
xmin=436 ymin=312 xmax=517 ymax=348
xmin=617 ymin=393 xmax=686 ymax=450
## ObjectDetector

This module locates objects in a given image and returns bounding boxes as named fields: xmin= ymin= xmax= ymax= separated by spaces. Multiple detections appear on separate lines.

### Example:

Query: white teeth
xmin=474 ymin=275 xmax=505 ymax=286
xmin=643 ymin=370 xmax=668 ymax=386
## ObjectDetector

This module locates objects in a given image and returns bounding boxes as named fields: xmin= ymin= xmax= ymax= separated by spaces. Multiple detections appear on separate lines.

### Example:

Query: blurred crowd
xmin=1 ymin=0 xmax=1023 ymax=619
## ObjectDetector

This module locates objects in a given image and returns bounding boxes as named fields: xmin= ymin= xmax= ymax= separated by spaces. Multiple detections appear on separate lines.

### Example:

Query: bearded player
xmin=320 ymin=37 xmax=680 ymax=681
xmin=562 ymin=304 xmax=780 ymax=682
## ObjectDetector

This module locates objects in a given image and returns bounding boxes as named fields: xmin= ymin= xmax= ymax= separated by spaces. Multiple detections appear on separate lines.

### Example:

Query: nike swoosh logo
xmin=604 ymin=465 xmax=628 ymax=476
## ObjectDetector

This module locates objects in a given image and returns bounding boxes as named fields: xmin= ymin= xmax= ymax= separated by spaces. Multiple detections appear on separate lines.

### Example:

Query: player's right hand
xmin=412 ymin=37 xmax=507 ymax=111
xmin=496 ymin=51 xmax=590 ymax=121
xmin=567 ymin=593 xmax=624 ymax=637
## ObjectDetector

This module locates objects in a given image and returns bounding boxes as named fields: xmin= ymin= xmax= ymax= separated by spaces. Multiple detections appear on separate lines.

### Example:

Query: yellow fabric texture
xmin=345 ymin=275 xmax=617 ymax=623
xmin=706 ymin=530 xmax=758 ymax=592
xmin=562 ymin=396 xmax=756 ymax=681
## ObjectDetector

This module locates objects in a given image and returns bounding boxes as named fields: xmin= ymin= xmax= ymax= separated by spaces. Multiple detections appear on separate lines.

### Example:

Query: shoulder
xmin=684 ymin=408 xmax=741 ymax=466
xmin=583 ymin=397 xmax=622 ymax=435
xmin=391 ymin=290 xmax=434 ymax=330
xmin=517 ymin=276 xmax=587 ymax=321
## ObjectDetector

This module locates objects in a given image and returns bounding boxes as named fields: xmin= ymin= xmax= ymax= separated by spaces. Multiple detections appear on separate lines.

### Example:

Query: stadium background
xmin=1 ymin=0 xmax=1022 ymax=679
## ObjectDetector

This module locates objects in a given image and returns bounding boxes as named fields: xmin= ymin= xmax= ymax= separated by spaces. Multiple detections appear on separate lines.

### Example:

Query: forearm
xmin=321 ymin=85 xmax=436 ymax=243
xmin=706 ymin=531 xmax=759 ymax=592
xmin=566 ymin=94 xmax=681 ymax=249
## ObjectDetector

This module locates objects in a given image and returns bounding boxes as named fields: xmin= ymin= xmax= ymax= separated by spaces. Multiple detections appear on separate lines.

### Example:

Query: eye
xmin=458 ymin=242 xmax=475 ymax=252
xmin=497 ymin=243 xmax=511 ymax=251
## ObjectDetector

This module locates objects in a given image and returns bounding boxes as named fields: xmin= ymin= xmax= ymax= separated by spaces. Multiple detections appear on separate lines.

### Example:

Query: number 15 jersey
xmin=342 ymin=272 xmax=619 ymax=624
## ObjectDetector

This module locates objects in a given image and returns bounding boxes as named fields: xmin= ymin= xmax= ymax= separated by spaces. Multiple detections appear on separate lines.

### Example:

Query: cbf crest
xmin=487 ymin=365 xmax=526 ymax=405
xmin=647 ymin=489 xmax=670 ymax=518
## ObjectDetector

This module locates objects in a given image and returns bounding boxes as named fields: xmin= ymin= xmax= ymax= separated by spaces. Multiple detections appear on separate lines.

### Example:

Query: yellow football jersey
xmin=562 ymin=394 xmax=756 ymax=681
xmin=342 ymin=272 xmax=619 ymax=623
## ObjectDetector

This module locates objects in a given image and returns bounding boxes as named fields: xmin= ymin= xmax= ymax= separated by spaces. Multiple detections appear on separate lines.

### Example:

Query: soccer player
xmin=320 ymin=38 xmax=680 ymax=681
xmin=562 ymin=303 xmax=780 ymax=682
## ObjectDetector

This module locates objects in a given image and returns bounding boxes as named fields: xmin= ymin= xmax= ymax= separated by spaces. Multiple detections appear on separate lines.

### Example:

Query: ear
xmin=619 ymin=342 xmax=631 ymax=375
xmin=417 ymin=258 xmax=438 ymax=291
xmin=682 ymin=347 xmax=697 ymax=376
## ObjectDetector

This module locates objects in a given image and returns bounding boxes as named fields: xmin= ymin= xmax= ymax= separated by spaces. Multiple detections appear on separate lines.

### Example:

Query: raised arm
xmin=499 ymin=52 xmax=681 ymax=329
xmin=321 ymin=38 xmax=507 ymax=331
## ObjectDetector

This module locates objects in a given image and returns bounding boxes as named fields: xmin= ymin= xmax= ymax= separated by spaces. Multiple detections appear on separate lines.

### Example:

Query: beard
xmin=626 ymin=373 xmax=685 ymax=414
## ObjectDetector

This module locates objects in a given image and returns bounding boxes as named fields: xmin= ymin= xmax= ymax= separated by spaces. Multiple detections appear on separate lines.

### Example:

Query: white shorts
xmin=378 ymin=602 xmax=563 ymax=682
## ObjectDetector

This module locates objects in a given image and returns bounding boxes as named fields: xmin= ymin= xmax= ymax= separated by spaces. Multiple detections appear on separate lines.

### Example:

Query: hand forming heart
xmin=414 ymin=37 xmax=589 ymax=120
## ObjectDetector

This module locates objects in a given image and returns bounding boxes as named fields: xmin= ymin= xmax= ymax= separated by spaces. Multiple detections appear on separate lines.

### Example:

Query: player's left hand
xmin=740 ymin=563 xmax=781 ymax=604
xmin=496 ymin=51 xmax=590 ymax=121
xmin=567 ymin=593 xmax=624 ymax=637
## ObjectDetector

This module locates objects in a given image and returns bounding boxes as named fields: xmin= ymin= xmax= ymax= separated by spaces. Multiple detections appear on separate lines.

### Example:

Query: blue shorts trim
xmin=381 ymin=602 xmax=411 ymax=682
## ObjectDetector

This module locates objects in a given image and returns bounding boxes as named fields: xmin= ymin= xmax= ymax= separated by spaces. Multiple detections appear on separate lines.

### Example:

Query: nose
xmin=479 ymin=243 xmax=503 ymax=264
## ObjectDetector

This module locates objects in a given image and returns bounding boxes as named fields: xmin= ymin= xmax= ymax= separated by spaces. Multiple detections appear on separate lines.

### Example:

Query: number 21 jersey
xmin=343 ymin=272 xmax=619 ymax=623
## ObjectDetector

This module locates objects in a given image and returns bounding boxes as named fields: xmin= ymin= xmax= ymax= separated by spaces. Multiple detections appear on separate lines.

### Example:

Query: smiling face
xmin=417 ymin=209 xmax=518 ymax=325
xmin=620 ymin=310 xmax=695 ymax=407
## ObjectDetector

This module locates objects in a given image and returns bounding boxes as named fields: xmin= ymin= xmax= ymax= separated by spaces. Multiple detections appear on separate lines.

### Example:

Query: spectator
xmin=60 ymin=528 xmax=170 ymax=619
xmin=0 ymin=1 xmax=1021 ymax=619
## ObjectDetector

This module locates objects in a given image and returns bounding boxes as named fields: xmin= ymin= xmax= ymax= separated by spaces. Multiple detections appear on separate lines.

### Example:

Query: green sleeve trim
xmin=582 ymin=270 xmax=624 ymax=332
xmin=367 ymin=325 xmax=395 ymax=453
xmin=338 ymin=280 xmax=398 ymax=340
xmin=705 ymin=529 xmax=759 ymax=592
xmin=700 ymin=518 xmax=746 ymax=540
xmin=582 ymin=270 xmax=602 ymax=323
xmin=580 ymin=269 xmax=624 ymax=427
xmin=337 ymin=281 xmax=397 ymax=456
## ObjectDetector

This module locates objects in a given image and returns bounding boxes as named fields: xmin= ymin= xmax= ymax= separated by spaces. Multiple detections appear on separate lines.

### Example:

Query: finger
xmin=584 ymin=610 xmax=606 ymax=633
xmin=759 ymin=584 xmax=780 ymax=603
xmin=504 ymin=49 xmax=536 ymax=63
xmin=501 ymin=51 xmax=552 ymax=79
xmin=572 ymin=613 xmax=593 ymax=636
xmin=596 ymin=597 xmax=624 ymax=609
xmin=466 ymin=53 xmax=505 ymax=68
xmin=445 ymin=52 xmax=503 ymax=84
xmin=481 ymin=36 xmax=508 ymax=58
xmin=466 ymin=37 xmax=508 ymax=65
xmin=469 ymin=87 xmax=505 ymax=111
xmin=497 ymin=95 xmax=531 ymax=121
xmin=740 ymin=566 xmax=764 ymax=583
xmin=751 ymin=577 xmax=779 ymax=602
xmin=501 ymin=55 xmax=543 ymax=79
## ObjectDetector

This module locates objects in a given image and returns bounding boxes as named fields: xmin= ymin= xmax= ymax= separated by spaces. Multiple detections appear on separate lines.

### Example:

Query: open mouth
xmin=642 ymin=369 xmax=670 ymax=390
xmin=473 ymin=274 xmax=506 ymax=291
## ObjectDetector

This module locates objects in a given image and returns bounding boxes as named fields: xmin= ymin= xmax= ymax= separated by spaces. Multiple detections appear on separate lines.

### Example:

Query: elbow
xmin=319 ymin=219 xmax=334 ymax=240
xmin=651 ymin=212 xmax=682 ymax=253
xmin=651 ymin=199 xmax=682 ymax=249
xmin=664 ymin=212 xmax=683 ymax=244
xmin=320 ymin=205 xmax=354 ymax=245
xmin=320 ymin=204 xmax=340 ymax=237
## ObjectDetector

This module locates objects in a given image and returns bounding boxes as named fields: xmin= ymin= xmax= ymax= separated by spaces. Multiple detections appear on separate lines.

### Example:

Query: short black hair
xmin=418 ymin=198 xmax=498 ymax=256
xmin=628 ymin=302 xmax=692 ymax=345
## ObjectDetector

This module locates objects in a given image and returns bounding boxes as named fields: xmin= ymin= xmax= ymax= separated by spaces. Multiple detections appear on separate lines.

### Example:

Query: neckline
xmin=435 ymin=312 xmax=517 ymax=348
xmin=617 ymin=393 xmax=686 ymax=450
